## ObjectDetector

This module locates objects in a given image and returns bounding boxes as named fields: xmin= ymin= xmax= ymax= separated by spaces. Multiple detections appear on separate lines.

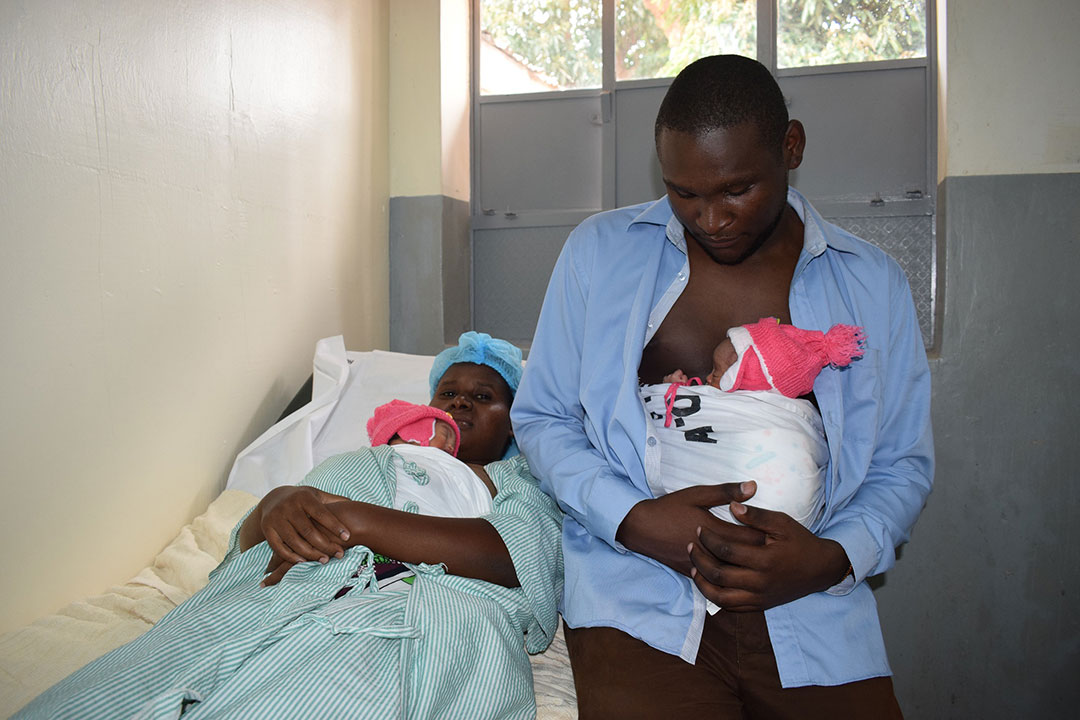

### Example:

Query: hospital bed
xmin=0 ymin=338 xmax=578 ymax=719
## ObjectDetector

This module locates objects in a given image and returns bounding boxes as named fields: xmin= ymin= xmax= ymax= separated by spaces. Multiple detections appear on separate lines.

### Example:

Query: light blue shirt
xmin=512 ymin=188 xmax=934 ymax=688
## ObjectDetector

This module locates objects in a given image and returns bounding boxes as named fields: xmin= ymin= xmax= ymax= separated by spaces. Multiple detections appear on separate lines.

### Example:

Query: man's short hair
xmin=655 ymin=55 xmax=789 ymax=155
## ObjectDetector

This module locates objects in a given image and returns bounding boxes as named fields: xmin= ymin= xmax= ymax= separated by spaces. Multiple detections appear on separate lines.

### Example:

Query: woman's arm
xmin=258 ymin=500 xmax=517 ymax=588
xmin=331 ymin=501 xmax=518 ymax=587
xmin=246 ymin=449 xmax=519 ymax=589
xmin=237 ymin=485 xmax=351 ymax=558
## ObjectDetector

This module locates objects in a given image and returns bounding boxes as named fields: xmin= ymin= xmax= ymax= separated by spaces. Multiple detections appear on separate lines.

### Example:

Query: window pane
xmin=615 ymin=0 xmax=756 ymax=82
xmin=777 ymin=0 xmax=926 ymax=69
xmin=480 ymin=1 xmax=602 ymax=95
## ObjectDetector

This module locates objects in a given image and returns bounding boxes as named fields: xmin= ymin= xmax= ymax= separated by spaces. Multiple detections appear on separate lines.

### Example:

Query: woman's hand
xmin=261 ymin=554 xmax=296 ymax=587
xmin=241 ymin=486 xmax=352 ymax=562
xmin=248 ymin=494 xmax=519 ymax=589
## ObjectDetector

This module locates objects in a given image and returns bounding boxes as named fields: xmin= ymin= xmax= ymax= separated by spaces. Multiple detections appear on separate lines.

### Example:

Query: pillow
xmin=226 ymin=337 xmax=437 ymax=498
xmin=313 ymin=347 xmax=436 ymax=466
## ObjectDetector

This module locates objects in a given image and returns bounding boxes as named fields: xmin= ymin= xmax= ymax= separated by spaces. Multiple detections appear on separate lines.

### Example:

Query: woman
xmin=17 ymin=333 xmax=562 ymax=720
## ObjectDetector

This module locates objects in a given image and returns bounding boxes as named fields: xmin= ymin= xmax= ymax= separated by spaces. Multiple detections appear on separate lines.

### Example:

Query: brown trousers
xmin=564 ymin=610 xmax=903 ymax=720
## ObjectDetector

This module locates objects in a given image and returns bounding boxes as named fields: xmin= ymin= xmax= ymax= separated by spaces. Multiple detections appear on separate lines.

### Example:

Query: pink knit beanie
xmin=366 ymin=399 xmax=461 ymax=456
xmin=721 ymin=317 xmax=866 ymax=398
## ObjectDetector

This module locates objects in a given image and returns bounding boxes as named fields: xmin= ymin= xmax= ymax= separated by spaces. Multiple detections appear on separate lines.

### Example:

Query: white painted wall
xmin=388 ymin=0 xmax=470 ymax=201
xmin=942 ymin=0 xmax=1080 ymax=176
xmin=440 ymin=0 xmax=472 ymax=201
xmin=389 ymin=0 xmax=443 ymax=198
xmin=935 ymin=0 xmax=948 ymax=181
xmin=0 ymin=0 xmax=390 ymax=633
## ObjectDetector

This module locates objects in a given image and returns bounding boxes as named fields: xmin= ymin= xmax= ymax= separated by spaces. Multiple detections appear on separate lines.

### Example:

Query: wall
xmin=388 ymin=0 xmax=443 ymax=199
xmin=942 ymin=0 xmax=1080 ymax=177
xmin=439 ymin=0 xmax=472 ymax=201
xmin=0 ymin=0 xmax=390 ymax=633
xmin=877 ymin=1 xmax=1080 ymax=716
xmin=387 ymin=0 xmax=470 ymax=202
xmin=388 ymin=0 xmax=471 ymax=355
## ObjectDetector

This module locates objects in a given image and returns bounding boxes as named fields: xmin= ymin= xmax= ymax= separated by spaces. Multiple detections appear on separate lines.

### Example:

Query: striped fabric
xmin=16 ymin=446 xmax=563 ymax=719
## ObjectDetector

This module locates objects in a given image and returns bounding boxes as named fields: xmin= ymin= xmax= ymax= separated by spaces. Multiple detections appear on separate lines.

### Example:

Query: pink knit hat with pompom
xmin=366 ymin=399 xmax=460 ymax=456
xmin=719 ymin=318 xmax=866 ymax=398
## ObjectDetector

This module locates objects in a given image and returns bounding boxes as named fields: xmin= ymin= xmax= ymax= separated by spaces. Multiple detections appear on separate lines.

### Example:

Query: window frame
xmin=471 ymin=0 xmax=936 ymax=215
xmin=474 ymin=1 xmax=932 ymax=94
xmin=471 ymin=0 xmax=937 ymax=210
xmin=469 ymin=1 xmax=940 ymax=349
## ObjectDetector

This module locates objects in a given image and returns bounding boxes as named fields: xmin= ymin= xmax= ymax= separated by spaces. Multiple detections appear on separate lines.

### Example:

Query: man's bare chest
xmin=639 ymin=261 xmax=794 ymax=383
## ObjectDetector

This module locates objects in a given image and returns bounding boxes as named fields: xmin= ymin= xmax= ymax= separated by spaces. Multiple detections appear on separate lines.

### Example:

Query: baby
xmin=365 ymin=400 xmax=497 ymax=519
xmin=641 ymin=317 xmax=865 ymax=531
xmin=368 ymin=398 xmax=461 ymax=457
xmin=355 ymin=399 xmax=493 ymax=592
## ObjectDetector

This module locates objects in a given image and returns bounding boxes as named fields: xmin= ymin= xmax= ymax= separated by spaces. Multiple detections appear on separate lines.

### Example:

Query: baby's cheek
xmin=434 ymin=425 xmax=457 ymax=454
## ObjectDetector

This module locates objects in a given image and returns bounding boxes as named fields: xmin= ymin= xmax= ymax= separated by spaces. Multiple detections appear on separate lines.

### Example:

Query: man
xmin=512 ymin=55 xmax=933 ymax=717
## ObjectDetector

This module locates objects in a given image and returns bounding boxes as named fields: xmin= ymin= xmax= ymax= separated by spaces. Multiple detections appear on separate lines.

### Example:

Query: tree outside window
xmin=480 ymin=0 xmax=926 ymax=95
xmin=777 ymin=0 xmax=926 ymax=68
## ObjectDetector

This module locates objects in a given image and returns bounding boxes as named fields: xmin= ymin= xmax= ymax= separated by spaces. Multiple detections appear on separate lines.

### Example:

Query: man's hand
xmin=616 ymin=482 xmax=764 ymax=575
xmin=690 ymin=500 xmax=850 ymax=612
xmin=256 ymin=486 xmax=351 ymax=564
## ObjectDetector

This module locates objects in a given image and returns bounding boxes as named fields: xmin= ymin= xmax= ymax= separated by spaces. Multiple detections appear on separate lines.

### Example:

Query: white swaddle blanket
xmin=640 ymin=383 xmax=828 ymax=529
xmin=390 ymin=444 xmax=494 ymax=518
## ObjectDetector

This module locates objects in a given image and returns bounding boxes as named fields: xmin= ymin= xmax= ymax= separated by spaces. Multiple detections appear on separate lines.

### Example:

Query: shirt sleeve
xmin=481 ymin=455 xmax=565 ymax=654
xmin=511 ymin=226 xmax=652 ymax=549
xmin=819 ymin=262 xmax=935 ymax=591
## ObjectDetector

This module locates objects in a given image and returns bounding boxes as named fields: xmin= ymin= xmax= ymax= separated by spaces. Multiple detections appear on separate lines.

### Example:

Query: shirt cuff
xmin=586 ymin=476 xmax=651 ymax=552
xmin=818 ymin=518 xmax=878 ymax=596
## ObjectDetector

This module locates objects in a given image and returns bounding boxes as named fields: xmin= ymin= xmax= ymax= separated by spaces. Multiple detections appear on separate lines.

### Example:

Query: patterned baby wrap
xmin=640 ymin=383 xmax=828 ymax=529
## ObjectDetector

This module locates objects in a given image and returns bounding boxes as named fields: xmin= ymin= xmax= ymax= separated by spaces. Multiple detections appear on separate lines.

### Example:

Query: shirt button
xmin=647 ymin=322 xmax=653 ymax=329
xmin=677 ymin=272 xmax=685 ymax=281
xmin=647 ymin=437 xmax=657 ymax=447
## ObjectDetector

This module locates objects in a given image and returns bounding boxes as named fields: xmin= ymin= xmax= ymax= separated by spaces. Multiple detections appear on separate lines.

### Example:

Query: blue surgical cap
xmin=428 ymin=331 xmax=524 ymax=399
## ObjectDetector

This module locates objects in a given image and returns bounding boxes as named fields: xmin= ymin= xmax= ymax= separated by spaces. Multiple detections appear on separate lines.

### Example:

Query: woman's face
xmin=429 ymin=362 xmax=514 ymax=464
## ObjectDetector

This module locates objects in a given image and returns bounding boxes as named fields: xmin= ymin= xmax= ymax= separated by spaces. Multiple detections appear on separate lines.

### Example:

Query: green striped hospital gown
xmin=17 ymin=447 xmax=564 ymax=719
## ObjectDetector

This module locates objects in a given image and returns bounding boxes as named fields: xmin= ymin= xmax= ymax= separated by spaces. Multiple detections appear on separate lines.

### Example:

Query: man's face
xmin=658 ymin=122 xmax=799 ymax=265
xmin=429 ymin=363 xmax=513 ymax=464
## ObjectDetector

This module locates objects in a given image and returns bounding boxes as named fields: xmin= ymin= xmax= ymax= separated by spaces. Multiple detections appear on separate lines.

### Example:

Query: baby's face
xmin=430 ymin=419 xmax=457 ymax=455
xmin=387 ymin=418 xmax=458 ymax=455
xmin=705 ymin=338 xmax=739 ymax=388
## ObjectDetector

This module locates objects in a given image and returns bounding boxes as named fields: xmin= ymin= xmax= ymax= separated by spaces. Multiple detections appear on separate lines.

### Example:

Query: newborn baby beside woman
xmin=367 ymin=398 xmax=499 ymax=521
xmin=282 ymin=398 xmax=503 ymax=595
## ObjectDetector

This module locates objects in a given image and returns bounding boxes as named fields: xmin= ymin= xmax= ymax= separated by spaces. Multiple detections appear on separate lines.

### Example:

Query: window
xmin=472 ymin=1 xmax=937 ymax=348
xmin=480 ymin=1 xmax=929 ymax=95
xmin=479 ymin=1 xmax=602 ymax=95
xmin=777 ymin=0 xmax=926 ymax=68
xmin=615 ymin=1 xmax=756 ymax=81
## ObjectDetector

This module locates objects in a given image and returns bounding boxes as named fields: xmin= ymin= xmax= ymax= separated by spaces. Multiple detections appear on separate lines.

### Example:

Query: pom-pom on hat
xmin=719 ymin=318 xmax=866 ymax=398
xmin=428 ymin=331 xmax=524 ymax=398
xmin=366 ymin=399 xmax=460 ymax=456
